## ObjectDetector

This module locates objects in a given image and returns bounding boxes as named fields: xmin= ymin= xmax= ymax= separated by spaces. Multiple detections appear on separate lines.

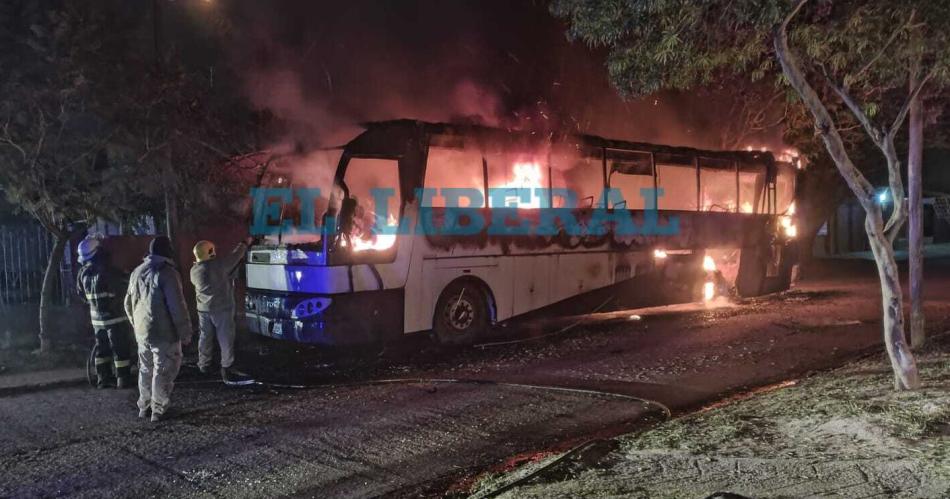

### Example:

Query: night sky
xmin=172 ymin=0 xmax=781 ymax=149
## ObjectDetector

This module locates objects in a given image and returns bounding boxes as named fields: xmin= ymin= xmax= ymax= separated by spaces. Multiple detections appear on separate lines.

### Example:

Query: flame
xmin=499 ymin=161 xmax=543 ymax=209
xmin=741 ymin=201 xmax=754 ymax=213
xmin=703 ymin=255 xmax=717 ymax=272
xmin=779 ymin=202 xmax=797 ymax=238
xmin=351 ymin=214 xmax=398 ymax=252
xmin=777 ymin=148 xmax=800 ymax=163
xmin=703 ymin=281 xmax=716 ymax=302
xmin=653 ymin=249 xmax=668 ymax=259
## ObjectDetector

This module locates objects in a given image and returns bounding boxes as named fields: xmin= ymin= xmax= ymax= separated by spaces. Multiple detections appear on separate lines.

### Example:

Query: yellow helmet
xmin=193 ymin=240 xmax=216 ymax=262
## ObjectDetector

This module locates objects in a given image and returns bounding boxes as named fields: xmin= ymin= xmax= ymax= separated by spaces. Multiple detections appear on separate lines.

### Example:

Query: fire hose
xmin=197 ymin=375 xmax=672 ymax=420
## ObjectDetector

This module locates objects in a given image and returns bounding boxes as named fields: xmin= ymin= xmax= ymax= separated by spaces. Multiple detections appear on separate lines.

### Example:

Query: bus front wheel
xmin=433 ymin=281 xmax=490 ymax=346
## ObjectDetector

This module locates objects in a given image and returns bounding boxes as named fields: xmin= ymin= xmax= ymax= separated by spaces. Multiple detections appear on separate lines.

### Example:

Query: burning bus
xmin=244 ymin=120 xmax=798 ymax=346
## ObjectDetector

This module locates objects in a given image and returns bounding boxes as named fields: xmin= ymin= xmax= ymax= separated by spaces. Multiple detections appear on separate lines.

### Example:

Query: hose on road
xmin=211 ymin=375 xmax=671 ymax=420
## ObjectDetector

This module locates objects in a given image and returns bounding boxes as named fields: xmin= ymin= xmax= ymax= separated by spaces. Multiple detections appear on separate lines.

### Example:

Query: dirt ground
xmin=473 ymin=337 xmax=950 ymax=498
xmin=0 ymin=257 xmax=949 ymax=497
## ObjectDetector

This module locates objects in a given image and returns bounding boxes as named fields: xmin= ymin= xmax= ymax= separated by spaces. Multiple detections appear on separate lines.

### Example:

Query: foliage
xmin=0 ymin=2 xmax=153 ymax=235
xmin=0 ymin=0 xmax=266 ymax=350
xmin=0 ymin=0 xmax=268 ymax=235
xmin=553 ymin=0 xmax=950 ymax=389
xmin=551 ymin=0 xmax=950 ymax=161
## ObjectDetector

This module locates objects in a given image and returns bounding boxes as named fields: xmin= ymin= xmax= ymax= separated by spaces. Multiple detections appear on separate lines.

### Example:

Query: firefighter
xmin=76 ymin=237 xmax=134 ymax=389
xmin=124 ymin=236 xmax=193 ymax=422
xmin=190 ymin=238 xmax=253 ymax=384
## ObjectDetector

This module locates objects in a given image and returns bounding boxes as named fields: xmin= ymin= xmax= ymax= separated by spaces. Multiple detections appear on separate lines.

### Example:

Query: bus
xmin=244 ymin=119 xmax=798 ymax=346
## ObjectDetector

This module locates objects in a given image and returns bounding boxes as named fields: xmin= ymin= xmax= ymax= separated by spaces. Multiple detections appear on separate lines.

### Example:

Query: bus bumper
xmin=244 ymin=289 xmax=404 ymax=346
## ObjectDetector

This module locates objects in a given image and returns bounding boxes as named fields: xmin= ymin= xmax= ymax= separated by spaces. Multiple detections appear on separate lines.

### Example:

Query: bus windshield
xmin=334 ymin=156 xmax=401 ymax=254
xmin=258 ymin=148 xmax=342 ymax=247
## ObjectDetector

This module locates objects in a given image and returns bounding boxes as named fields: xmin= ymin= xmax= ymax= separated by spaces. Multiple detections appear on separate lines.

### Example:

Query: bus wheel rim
xmin=446 ymin=299 xmax=475 ymax=331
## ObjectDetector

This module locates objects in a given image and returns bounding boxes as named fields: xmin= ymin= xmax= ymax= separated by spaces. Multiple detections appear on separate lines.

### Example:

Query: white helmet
xmin=77 ymin=237 xmax=101 ymax=263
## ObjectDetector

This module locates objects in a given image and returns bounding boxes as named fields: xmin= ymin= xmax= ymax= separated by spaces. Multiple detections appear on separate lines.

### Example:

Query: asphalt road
xmin=1 ymin=259 xmax=948 ymax=498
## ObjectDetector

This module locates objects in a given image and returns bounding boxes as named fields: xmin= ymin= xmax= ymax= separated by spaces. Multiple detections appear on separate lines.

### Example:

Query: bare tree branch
xmin=888 ymin=66 xmax=936 ymax=139
xmin=820 ymin=68 xmax=885 ymax=147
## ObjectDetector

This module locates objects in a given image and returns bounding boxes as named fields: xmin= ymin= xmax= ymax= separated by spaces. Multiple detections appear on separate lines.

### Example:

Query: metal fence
xmin=0 ymin=224 xmax=72 ymax=306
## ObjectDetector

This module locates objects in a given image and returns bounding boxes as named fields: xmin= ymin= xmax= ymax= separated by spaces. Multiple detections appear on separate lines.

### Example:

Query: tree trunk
xmin=907 ymin=70 xmax=925 ymax=349
xmin=866 ymin=212 xmax=920 ymax=390
xmin=37 ymin=233 xmax=67 ymax=353
xmin=773 ymin=15 xmax=919 ymax=390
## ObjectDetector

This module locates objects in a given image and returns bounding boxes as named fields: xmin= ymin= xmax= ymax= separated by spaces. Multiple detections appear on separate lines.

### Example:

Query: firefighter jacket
xmin=77 ymin=260 xmax=130 ymax=329
xmin=125 ymin=255 xmax=193 ymax=345
xmin=190 ymin=242 xmax=247 ymax=313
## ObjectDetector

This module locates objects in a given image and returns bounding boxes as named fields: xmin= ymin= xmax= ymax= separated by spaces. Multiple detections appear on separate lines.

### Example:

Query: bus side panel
xmin=403 ymin=234 xmax=428 ymax=334
xmin=551 ymin=252 xmax=613 ymax=304
xmin=511 ymin=254 xmax=553 ymax=317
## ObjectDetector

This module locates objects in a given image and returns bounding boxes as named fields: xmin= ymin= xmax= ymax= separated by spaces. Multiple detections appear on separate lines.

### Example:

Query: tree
xmin=903 ymin=2 xmax=950 ymax=349
xmin=553 ymin=0 xmax=950 ymax=390
xmin=0 ymin=2 xmax=155 ymax=351
xmin=0 ymin=1 xmax=265 ymax=351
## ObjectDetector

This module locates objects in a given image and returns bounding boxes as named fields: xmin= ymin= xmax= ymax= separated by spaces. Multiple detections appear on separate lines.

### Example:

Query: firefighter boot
xmin=115 ymin=364 xmax=133 ymax=389
xmin=95 ymin=362 xmax=115 ymax=389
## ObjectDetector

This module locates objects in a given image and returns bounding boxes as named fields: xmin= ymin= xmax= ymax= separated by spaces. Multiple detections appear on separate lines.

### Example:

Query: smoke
xmin=228 ymin=2 xmax=752 ymax=147
xmin=222 ymin=0 xmax=785 ymax=203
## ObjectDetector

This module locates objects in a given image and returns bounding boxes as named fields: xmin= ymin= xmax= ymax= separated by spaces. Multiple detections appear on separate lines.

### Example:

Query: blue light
xmin=878 ymin=190 xmax=888 ymax=204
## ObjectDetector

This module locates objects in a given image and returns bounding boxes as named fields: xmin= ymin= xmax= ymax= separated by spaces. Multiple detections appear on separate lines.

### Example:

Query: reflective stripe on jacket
xmin=77 ymin=262 xmax=129 ymax=328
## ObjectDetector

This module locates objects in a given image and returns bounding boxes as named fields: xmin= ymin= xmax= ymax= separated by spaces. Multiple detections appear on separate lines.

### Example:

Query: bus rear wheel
xmin=433 ymin=281 xmax=490 ymax=346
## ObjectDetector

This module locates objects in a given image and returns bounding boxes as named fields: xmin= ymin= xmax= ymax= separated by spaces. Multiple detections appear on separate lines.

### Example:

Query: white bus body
xmin=244 ymin=120 xmax=797 ymax=345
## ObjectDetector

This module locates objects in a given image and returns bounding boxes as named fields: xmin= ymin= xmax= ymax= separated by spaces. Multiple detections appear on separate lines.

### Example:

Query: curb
xmin=0 ymin=377 xmax=88 ymax=398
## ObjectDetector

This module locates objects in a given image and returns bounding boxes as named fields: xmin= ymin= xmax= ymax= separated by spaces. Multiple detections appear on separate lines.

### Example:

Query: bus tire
xmin=432 ymin=281 xmax=490 ymax=346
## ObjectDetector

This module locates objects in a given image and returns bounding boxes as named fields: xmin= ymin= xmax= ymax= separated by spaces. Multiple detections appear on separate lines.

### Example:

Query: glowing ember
xmin=702 ymin=255 xmax=717 ymax=272
xmin=500 ymin=161 xmax=543 ymax=208
xmin=653 ymin=249 xmax=668 ymax=259
xmin=352 ymin=214 xmax=398 ymax=252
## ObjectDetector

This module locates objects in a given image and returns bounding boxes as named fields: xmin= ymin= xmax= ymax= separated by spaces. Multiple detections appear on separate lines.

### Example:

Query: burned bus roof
xmin=356 ymin=119 xmax=776 ymax=169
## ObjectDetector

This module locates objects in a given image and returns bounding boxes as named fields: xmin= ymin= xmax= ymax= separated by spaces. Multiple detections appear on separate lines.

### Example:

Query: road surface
xmin=1 ymin=259 xmax=948 ymax=498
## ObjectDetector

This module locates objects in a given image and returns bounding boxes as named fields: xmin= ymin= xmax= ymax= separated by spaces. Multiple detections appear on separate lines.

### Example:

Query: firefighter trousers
xmin=94 ymin=324 xmax=133 ymax=376
xmin=197 ymin=309 xmax=236 ymax=370
xmin=137 ymin=340 xmax=182 ymax=416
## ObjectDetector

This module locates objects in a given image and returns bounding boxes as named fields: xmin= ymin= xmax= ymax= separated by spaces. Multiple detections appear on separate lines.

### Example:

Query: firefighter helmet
xmin=77 ymin=237 xmax=101 ymax=263
xmin=193 ymin=240 xmax=216 ymax=262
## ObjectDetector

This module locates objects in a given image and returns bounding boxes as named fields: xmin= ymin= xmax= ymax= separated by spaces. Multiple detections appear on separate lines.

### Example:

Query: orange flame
xmin=498 ymin=161 xmax=543 ymax=209
xmin=351 ymin=214 xmax=398 ymax=252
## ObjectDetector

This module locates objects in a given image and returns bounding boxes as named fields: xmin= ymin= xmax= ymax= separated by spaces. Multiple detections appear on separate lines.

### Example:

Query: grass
xmin=470 ymin=338 xmax=950 ymax=498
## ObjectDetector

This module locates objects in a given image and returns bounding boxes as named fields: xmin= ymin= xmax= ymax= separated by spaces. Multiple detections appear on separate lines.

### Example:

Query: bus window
xmin=609 ymin=172 xmax=653 ymax=209
xmin=553 ymin=155 xmax=603 ymax=208
xmin=657 ymin=164 xmax=698 ymax=211
xmin=606 ymin=149 xmax=651 ymax=209
xmin=700 ymin=167 xmax=737 ymax=212
xmin=739 ymin=170 xmax=765 ymax=213
xmin=342 ymin=157 xmax=400 ymax=251
xmin=486 ymin=152 xmax=547 ymax=209
xmin=423 ymin=147 xmax=485 ymax=207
